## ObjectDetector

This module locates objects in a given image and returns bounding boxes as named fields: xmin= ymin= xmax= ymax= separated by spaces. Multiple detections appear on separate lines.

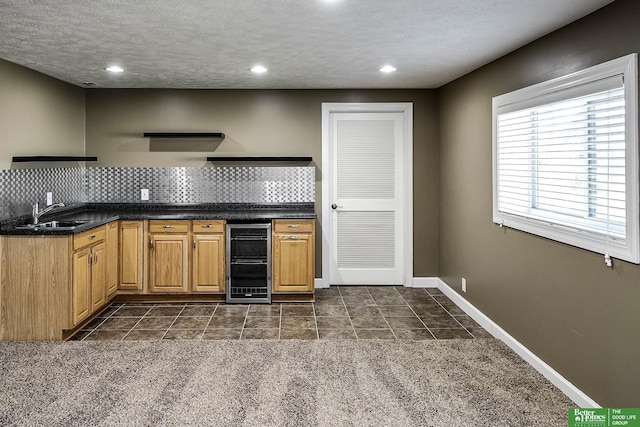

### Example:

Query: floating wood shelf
xmin=144 ymin=132 xmax=225 ymax=138
xmin=207 ymin=156 xmax=312 ymax=162
xmin=12 ymin=156 xmax=98 ymax=163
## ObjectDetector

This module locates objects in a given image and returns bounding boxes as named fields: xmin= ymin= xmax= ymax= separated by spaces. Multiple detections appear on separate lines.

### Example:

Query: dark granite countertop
xmin=0 ymin=203 xmax=316 ymax=235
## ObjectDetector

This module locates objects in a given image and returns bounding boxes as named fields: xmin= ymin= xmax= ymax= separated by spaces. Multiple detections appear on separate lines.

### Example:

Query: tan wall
xmin=85 ymin=89 xmax=439 ymax=277
xmin=438 ymin=0 xmax=640 ymax=406
xmin=0 ymin=59 xmax=85 ymax=169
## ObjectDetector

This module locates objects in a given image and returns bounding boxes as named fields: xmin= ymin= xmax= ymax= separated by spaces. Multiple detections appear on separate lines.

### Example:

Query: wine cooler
xmin=226 ymin=222 xmax=272 ymax=303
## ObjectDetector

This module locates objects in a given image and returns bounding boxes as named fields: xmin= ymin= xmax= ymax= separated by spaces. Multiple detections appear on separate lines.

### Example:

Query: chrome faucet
xmin=32 ymin=202 xmax=65 ymax=224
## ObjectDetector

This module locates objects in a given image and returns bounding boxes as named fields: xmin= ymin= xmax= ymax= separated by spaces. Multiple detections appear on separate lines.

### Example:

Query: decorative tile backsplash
xmin=0 ymin=166 xmax=315 ymax=220
xmin=0 ymin=169 xmax=9 ymax=220
xmin=87 ymin=167 xmax=315 ymax=204
xmin=8 ymin=167 xmax=88 ymax=218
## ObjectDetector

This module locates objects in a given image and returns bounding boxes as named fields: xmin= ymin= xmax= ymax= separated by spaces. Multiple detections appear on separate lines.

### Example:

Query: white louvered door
xmin=329 ymin=112 xmax=404 ymax=284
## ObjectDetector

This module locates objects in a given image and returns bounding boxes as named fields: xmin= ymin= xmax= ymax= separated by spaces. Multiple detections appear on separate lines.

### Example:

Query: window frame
xmin=492 ymin=54 xmax=639 ymax=264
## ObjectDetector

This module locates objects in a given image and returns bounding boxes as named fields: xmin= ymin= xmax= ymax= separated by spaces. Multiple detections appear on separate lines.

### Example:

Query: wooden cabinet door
xmin=192 ymin=234 xmax=225 ymax=293
xmin=90 ymin=242 xmax=106 ymax=311
xmin=272 ymin=233 xmax=314 ymax=293
xmin=105 ymin=221 xmax=118 ymax=297
xmin=119 ymin=221 xmax=144 ymax=291
xmin=149 ymin=234 xmax=189 ymax=293
xmin=72 ymin=247 xmax=92 ymax=325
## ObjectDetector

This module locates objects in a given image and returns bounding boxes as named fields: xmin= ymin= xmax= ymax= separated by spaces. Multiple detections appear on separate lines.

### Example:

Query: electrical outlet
xmin=461 ymin=277 xmax=467 ymax=293
xmin=141 ymin=189 xmax=149 ymax=201
xmin=46 ymin=192 xmax=53 ymax=206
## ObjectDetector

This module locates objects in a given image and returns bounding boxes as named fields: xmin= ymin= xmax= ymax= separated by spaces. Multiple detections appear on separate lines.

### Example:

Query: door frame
xmin=321 ymin=102 xmax=413 ymax=288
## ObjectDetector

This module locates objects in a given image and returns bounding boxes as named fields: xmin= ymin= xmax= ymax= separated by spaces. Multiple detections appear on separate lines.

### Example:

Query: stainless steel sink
xmin=15 ymin=220 xmax=91 ymax=230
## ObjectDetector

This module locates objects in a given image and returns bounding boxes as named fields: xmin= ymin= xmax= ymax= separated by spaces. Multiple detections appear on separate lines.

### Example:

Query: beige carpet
xmin=0 ymin=339 xmax=573 ymax=426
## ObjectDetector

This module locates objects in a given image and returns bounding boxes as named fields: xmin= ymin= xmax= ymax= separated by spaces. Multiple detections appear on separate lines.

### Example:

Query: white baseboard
xmin=436 ymin=278 xmax=600 ymax=408
xmin=314 ymin=277 xmax=439 ymax=289
xmin=410 ymin=277 xmax=440 ymax=288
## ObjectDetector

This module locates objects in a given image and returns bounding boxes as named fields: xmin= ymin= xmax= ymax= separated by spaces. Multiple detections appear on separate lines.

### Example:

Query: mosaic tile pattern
xmin=0 ymin=169 xmax=9 ymax=220
xmin=7 ymin=167 xmax=88 ymax=218
xmin=87 ymin=166 xmax=315 ymax=204
xmin=0 ymin=165 xmax=315 ymax=220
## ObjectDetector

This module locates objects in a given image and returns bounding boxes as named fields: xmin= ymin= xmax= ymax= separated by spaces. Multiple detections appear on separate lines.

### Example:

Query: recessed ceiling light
xmin=105 ymin=65 xmax=124 ymax=73
xmin=379 ymin=65 xmax=397 ymax=73
xmin=251 ymin=65 xmax=268 ymax=74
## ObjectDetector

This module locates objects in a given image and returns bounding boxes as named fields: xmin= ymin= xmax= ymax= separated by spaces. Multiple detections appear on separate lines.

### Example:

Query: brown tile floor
xmin=70 ymin=286 xmax=493 ymax=341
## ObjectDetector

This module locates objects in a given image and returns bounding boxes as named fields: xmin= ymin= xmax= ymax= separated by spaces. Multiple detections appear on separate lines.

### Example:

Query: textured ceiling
xmin=0 ymin=0 xmax=616 ymax=89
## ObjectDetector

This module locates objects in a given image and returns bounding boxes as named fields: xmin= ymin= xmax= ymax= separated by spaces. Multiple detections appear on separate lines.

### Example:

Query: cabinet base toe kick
xmin=272 ymin=293 xmax=315 ymax=303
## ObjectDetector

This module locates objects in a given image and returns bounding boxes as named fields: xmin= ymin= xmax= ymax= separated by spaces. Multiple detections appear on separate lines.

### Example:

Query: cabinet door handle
xmin=288 ymin=236 xmax=300 ymax=240
xmin=202 ymin=224 xmax=213 ymax=228
xmin=89 ymin=234 xmax=96 ymax=239
xmin=94 ymin=253 xmax=98 ymax=264
xmin=163 ymin=225 xmax=174 ymax=229
xmin=288 ymin=224 xmax=300 ymax=228
xmin=88 ymin=253 xmax=92 ymax=265
xmin=193 ymin=239 xmax=197 ymax=250
xmin=150 ymin=239 xmax=155 ymax=250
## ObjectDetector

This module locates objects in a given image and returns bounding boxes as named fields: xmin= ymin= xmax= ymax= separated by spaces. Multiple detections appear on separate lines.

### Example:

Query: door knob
xmin=331 ymin=204 xmax=343 ymax=210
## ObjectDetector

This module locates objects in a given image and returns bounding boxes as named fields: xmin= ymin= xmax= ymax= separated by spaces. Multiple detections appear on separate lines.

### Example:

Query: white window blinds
xmin=493 ymin=54 xmax=639 ymax=264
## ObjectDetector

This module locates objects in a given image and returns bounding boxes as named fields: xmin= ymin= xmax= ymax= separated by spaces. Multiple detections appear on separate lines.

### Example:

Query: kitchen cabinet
xmin=192 ymin=220 xmax=226 ymax=293
xmin=90 ymin=243 xmax=107 ymax=311
xmin=72 ymin=226 xmax=106 ymax=326
xmin=0 ymin=212 xmax=314 ymax=341
xmin=72 ymin=248 xmax=91 ymax=325
xmin=272 ymin=219 xmax=315 ymax=293
xmin=0 ymin=235 xmax=71 ymax=340
xmin=148 ymin=220 xmax=189 ymax=293
xmin=105 ymin=221 xmax=118 ymax=297
xmin=119 ymin=220 xmax=145 ymax=291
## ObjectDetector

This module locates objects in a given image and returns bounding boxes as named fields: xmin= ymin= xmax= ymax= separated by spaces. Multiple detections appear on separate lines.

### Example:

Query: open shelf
xmin=12 ymin=156 xmax=98 ymax=163
xmin=144 ymin=132 xmax=225 ymax=138
xmin=207 ymin=156 xmax=312 ymax=163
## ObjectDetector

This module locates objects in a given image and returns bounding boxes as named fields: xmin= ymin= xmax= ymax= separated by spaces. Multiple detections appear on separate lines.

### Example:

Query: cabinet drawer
xmin=192 ymin=219 xmax=225 ymax=233
xmin=73 ymin=226 xmax=106 ymax=251
xmin=273 ymin=219 xmax=314 ymax=233
xmin=149 ymin=220 xmax=189 ymax=233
